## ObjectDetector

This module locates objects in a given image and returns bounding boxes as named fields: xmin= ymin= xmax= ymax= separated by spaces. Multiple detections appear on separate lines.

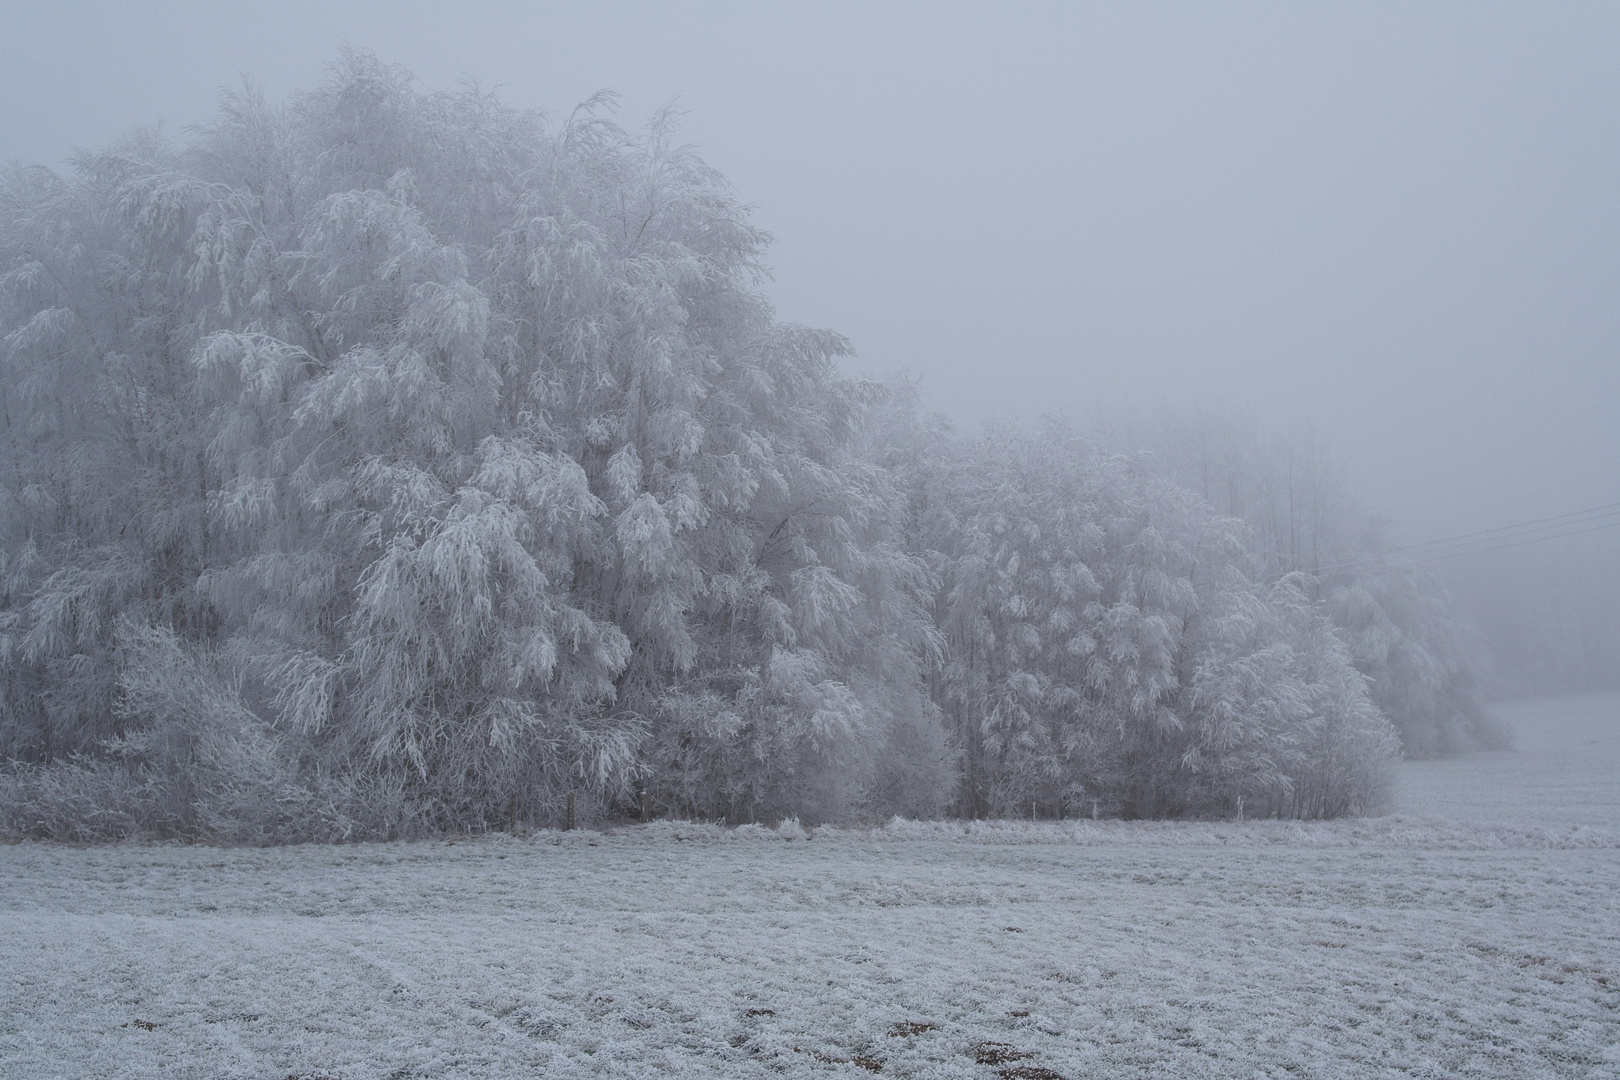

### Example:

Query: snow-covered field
xmin=3 ymin=695 xmax=1617 ymax=1079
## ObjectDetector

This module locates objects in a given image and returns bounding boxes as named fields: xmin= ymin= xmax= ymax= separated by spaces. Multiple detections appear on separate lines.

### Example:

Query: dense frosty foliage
xmin=1091 ymin=413 xmax=1507 ymax=755
xmin=0 ymin=55 xmax=1470 ymax=840
xmin=888 ymin=417 xmax=1397 ymax=820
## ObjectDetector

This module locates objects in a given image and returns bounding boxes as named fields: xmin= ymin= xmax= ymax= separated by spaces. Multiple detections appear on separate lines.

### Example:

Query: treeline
xmin=1445 ymin=535 xmax=1620 ymax=700
xmin=0 ymin=56 xmax=1494 ymax=841
xmin=1091 ymin=411 xmax=1508 ymax=756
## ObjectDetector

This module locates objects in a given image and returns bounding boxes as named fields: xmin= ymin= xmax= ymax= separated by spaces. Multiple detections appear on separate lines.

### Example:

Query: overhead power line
xmin=1377 ymin=501 xmax=1620 ymax=554
xmin=1310 ymin=500 xmax=1620 ymax=577
xmin=1313 ymin=515 xmax=1620 ymax=575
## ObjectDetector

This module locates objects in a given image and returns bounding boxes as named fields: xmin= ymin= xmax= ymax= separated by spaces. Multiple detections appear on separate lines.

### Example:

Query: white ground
xmin=3 ymin=695 xmax=1618 ymax=1080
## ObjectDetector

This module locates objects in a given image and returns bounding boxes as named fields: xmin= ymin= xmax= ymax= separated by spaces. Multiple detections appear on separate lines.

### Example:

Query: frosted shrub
xmin=0 ymin=759 xmax=149 ymax=843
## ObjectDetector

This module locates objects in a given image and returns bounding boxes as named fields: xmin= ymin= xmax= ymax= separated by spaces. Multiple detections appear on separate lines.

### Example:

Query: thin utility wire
xmin=1312 ymin=519 xmax=1620 ymax=576
xmin=1316 ymin=511 xmax=1620 ymax=574
xmin=1312 ymin=518 xmax=1620 ymax=576
xmin=1378 ymin=501 xmax=1620 ymax=554
xmin=1309 ymin=501 xmax=1620 ymax=577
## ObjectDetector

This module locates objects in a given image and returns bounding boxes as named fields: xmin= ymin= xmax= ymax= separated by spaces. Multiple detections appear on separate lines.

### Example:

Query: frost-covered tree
xmin=1321 ymin=559 xmax=1503 ymax=755
xmin=1090 ymin=409 xmax=1504 ymax=754
xmin=0 ymin=53 xmax=945 ymax=836
xmin=902 ymin=418 xmax=1398 ymax=819
xmin=0 ymin=130 xmax=218 ymax=767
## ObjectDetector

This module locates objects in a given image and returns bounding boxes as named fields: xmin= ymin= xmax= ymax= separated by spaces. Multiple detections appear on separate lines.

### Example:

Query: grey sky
xmin=2 ymin=1 xmax=1616 ymax=546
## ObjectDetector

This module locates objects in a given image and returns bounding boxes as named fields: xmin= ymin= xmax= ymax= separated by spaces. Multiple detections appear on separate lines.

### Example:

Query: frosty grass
xmin=3 ymin=693 xmax=1617 ymax=1079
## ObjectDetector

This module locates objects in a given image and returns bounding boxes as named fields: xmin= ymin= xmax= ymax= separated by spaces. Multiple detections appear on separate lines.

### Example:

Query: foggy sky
xmin=2 ymin=1 xmax=1616 ymax=549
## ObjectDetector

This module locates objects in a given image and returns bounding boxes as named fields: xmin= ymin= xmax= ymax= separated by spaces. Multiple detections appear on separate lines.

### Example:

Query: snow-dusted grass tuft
xmin=2 ymin=693 xmax=1617 ymax=1079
